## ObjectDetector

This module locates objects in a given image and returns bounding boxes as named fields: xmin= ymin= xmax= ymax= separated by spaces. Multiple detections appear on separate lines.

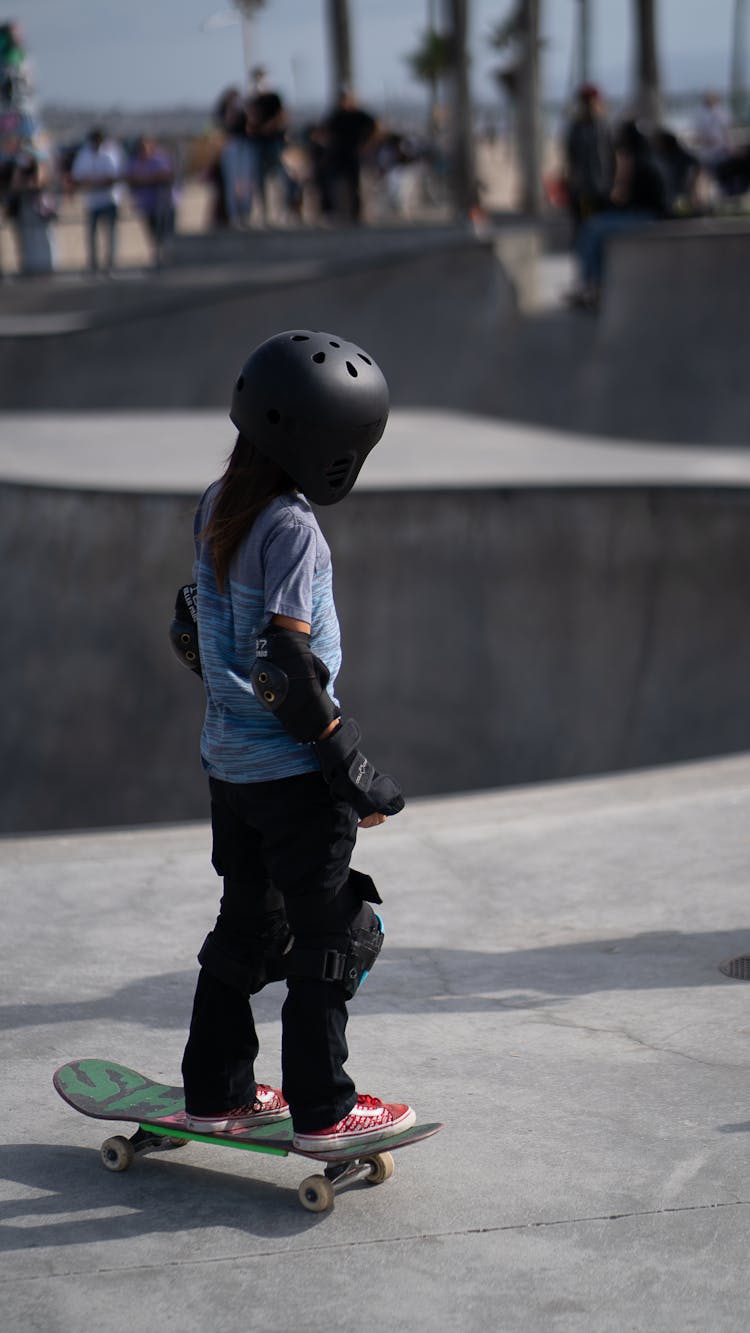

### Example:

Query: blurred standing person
xmin=320 ymin=89 xmax=377 ymax=224
xmin=692 ymin=92 xmax=732 ymax=178
xmin=653 ymin=127 xmax=700 ymax=214
xmin=128 ymin=135 xmax=175 ymax=268
xmin=215 ymin=86 xmax=252 ymax=227
xmin=246 ymin=66 xmax=291 ymax=223
xmin=8 ymin=139 xmax=56 ymax=274
xmin=71 ymin=127 xmax=124 ymax=274
xmin=563 ymin=84 xmax=615 ymax=233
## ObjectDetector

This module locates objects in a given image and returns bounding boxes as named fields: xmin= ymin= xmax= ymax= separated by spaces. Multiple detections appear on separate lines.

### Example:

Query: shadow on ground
xmin=0 ymin=1143 xmax=327 ymax=1252
xmin=5 ymin=930 xmax=750 ymax=1033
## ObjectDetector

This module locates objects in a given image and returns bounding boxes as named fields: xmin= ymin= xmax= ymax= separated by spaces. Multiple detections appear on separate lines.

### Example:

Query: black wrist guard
xmin=314 ymin=718 xmax=405 ymax=818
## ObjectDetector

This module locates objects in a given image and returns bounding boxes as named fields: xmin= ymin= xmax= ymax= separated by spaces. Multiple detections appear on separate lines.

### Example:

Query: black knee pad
xmin=344 ymin=901 xmax=384 ymax=997
xmin=285 ymin=900 xmax=384 ymax=1000
xmin=198 ymin=915 xmax=294 ymax=996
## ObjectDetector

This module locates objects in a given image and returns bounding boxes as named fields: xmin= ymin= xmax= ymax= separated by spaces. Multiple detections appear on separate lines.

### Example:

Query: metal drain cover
xmin=719 ymin=955 xmax=750 ymax=980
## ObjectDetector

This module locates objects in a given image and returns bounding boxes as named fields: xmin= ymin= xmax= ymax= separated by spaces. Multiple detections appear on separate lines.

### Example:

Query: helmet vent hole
xmin=267 ymin=409 xmax=281 ymax=425
xmin=324 ymin=456 xmax=354 ymax=489
xmin=357 ymin=354 xmax=372 ymax=365
xmin=291 ymin=334 xmax=309 ymax=341
xmin=345 ymin=361 xmax=358 ymax=378
xmin=312 ymin=352 xmax=326 ymax=364
xmin=329 ymin=340 xmax=340 ymax=347
xmin=236 ymin=375 xmax=245 ymax=390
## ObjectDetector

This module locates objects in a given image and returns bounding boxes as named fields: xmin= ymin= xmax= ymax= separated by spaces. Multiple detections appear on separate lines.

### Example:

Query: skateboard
xmin=53 ymin=1059 xmax=442 ymax=1213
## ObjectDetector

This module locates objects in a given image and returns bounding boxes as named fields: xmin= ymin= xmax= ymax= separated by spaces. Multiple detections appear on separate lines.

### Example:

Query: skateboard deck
xmin=53 ymin=1059 xmax=442 ymax=1212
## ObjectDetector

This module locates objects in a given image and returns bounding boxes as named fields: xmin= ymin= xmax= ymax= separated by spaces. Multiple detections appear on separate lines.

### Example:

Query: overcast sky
xmin=11 ymin=0 xmax=743 ymax=111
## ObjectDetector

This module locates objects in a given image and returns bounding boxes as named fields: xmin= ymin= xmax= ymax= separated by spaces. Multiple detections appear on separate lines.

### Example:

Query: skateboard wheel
xmin=364 ymin=1151 xmax=395 ymax=1185
xmin=298 ymin=1174 xmax=335 ymax=1213
xmin=100 ymin=1135 xmax=135 ymax=1172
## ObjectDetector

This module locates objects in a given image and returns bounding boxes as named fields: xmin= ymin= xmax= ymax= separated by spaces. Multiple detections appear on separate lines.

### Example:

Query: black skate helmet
xmin=229 ymin=329 xmax=389 ymax=504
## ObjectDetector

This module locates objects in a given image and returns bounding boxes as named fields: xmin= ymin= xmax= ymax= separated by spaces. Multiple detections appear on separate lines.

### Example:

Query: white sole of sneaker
xmin=293 ymin=1107 xmax=416 ymax=1154
xmin=185 ymin=1111 xmax=291 ymax=1133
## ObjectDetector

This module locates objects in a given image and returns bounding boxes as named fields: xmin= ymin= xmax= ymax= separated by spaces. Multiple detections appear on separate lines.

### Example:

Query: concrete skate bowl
xmin=577 ymin=219 xmax=750 ymax=446
xmin=0 ymin=230 xmax=516 ymax=414
xmin=2 ymin=411 xmax=750 ymax=833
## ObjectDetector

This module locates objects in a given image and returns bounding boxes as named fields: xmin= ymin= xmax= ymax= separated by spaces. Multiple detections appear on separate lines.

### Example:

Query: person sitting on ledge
xmin=568 ymin=120 xmax=669 ymax=312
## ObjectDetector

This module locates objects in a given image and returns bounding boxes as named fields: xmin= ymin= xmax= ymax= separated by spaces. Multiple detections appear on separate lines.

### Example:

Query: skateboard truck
xmin=298 ymin=1150 xmax=395 ymax=1212
xmin=101 ymin=1123 xmax=397 ymax=1213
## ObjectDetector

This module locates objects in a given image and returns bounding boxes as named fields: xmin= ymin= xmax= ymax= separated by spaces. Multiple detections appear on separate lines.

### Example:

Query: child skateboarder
xmin=174 ymin=330 xmax=414 ymax=1152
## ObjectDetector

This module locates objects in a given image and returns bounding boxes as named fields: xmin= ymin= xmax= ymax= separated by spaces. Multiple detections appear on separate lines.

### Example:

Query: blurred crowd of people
xmin=562 ymin=84 xmax=749 ymax=309
xmin=0 ymin=48 xmax=444 ymax=278
xmin=0 ymin=21 xmax=177 ymax=276
xmin=3 ymin=14 xmax=750 ymax=288
xmin=206 ymin=68 xmax=444 ymax=230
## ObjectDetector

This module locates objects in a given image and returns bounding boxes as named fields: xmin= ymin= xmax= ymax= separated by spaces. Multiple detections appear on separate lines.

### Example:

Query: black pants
xmin=182 ymin=772 xmax=363 ymax=1132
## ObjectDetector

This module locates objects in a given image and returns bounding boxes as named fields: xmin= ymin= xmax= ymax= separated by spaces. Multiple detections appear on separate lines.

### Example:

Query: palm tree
xmin=730 ymin=0 xmax=749 ymax=122
xmin=231 ymin=0 xmax=267 ymax=86
xmin=573 ymin=0 xmax=592 ymax=87
xmin=490 ymin=0 xmax=543 ymax=216
xmin=442 ymin=0 xmax=478 ymax=217
xmin=326 ymin=0 xmax=353 ymax=99
xmin=632 ymin=0 xmax=661 ymax=124
xmin=405 ymin=25 xmax=455 ymax=137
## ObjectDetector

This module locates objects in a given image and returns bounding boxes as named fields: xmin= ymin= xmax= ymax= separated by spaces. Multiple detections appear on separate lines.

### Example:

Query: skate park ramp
xmin=490 ymin=217 xmax=750 ymax=447
xmin=4 ymin=229 xmax=750 ymax=1330
xmin=2 ymin=221 xmax=750 ymax=831
xmin=1 ymin=218 xmax=748 ymax=444
xmin=2 ymin=408 xmax=750 ymax=833
xmin=0 ymin=227 xmax=517 ymax=415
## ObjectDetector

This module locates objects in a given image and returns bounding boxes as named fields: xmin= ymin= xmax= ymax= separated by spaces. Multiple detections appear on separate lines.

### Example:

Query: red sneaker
xmin=293 ymin=1094 xmax=416 ymax=1153
xmin=185 ymin=1084 xmax=290 ymax=1133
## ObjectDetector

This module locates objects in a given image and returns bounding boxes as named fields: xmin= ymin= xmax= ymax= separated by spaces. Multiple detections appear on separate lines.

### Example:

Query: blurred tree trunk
xmin=730 ymin=0 xmax=749 ymax=123
xmin=575 ymin=0 xmax=592 ymax=86
xmin=517 ymin=0 xmax=543 ymax=216
xmin=232 ymin=0 xmax=267 ymax=87
xmin=442 ymin=0 xmax=478 ymax=218
xmin=327 ymin=0 xmax=353 ymax=100
xmin=633 ymin=0 xmax=661 ymax=125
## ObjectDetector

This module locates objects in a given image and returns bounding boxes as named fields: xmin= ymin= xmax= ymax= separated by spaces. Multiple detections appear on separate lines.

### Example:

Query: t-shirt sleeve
xmin=262 ymin=517 xmax=317 ymax=623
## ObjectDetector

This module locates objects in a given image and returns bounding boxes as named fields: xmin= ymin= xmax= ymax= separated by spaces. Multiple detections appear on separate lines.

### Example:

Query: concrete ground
xmin=2 ymin=753 xmax=750 ymax=1331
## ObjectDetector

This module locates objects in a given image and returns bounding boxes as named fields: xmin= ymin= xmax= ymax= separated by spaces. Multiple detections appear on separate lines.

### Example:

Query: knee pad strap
xmin=285 ymin=905 xmax=384 ymax=999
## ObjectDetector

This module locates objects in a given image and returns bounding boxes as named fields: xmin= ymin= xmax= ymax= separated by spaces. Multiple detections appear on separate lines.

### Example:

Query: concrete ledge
xmin=581 ymin=219 xmax=750 ymax=445
xmin=2 ymin=410 xmax=750 ymax=493
xmin=3 ymin=412 xmax=749 ymax=832
xmin=0 ymin=238 xmax=516 ymax=412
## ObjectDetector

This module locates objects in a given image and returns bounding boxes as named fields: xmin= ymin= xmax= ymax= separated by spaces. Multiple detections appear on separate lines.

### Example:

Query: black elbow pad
xmin=250 ymin=623 xmax=339 ymax=742
xmin=168 ymin=583 xmax=202 ymax=677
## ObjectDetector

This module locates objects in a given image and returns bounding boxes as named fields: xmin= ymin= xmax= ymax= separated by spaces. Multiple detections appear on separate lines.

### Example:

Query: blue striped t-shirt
xmin=194 ymin=488 xmax=342 ymax=783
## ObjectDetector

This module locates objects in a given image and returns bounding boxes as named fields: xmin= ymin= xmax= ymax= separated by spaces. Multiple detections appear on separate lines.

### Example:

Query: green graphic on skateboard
xmin=53 ymin=1059 xmax=442 ymax=1213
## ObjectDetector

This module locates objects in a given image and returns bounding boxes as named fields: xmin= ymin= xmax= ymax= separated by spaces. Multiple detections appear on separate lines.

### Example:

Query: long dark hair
xmin=202 ymin=434 xmax=295 ymax=592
